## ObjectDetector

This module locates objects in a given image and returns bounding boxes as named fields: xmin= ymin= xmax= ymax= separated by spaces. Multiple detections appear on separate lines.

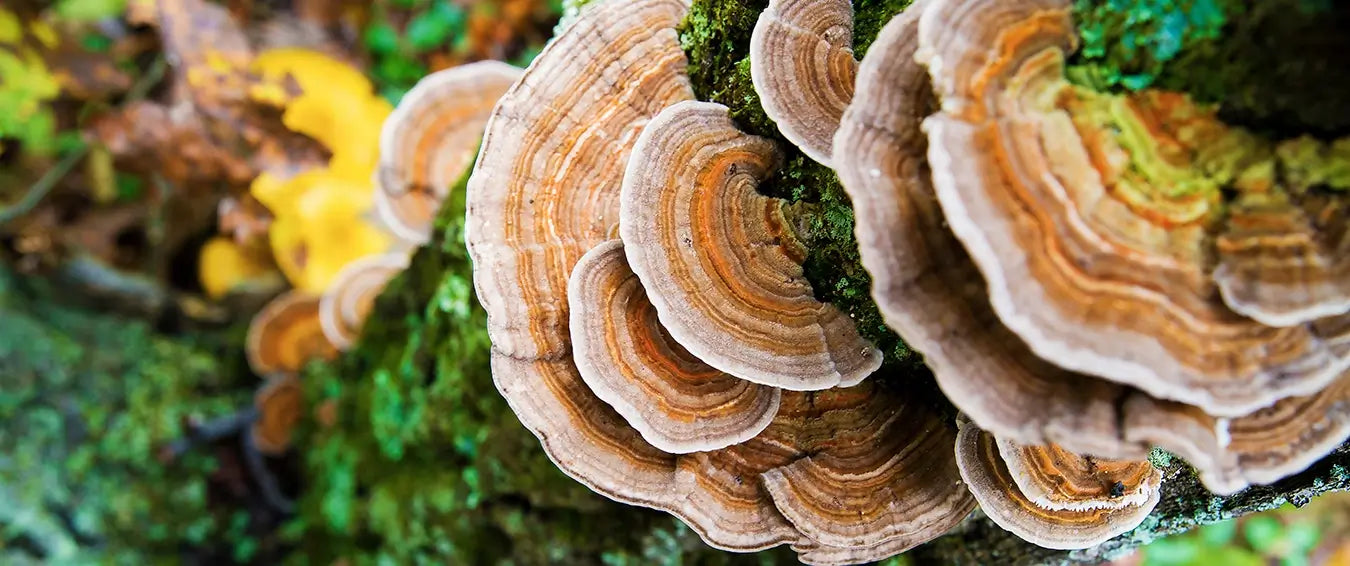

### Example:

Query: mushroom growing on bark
xmin=246 ymin=290 xmax=338 ymax=376
xmin=374 ymin=61 xmax=522 ymax=243
xmin=750 ymin=0 xmax=857 ymax=167
xmin=464 ymin=0 xmax=971 ymax=561
xmin=319 ymin=253 xmax=409 ymax=350
xmin=620 ymin=100 xmax=881 ymax=390
xmin=955 ymin=419 xmax=1162 ymax=550
xmin=916 ymin=0 xmax=1346 ymax=415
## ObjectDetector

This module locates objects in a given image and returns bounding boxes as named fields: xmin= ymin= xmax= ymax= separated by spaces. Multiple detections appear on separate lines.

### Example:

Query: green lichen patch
xmin=680 ymin=0 xmax=926 ymax=374
xmin=1069 ymin=0 xmax=1350 ymax=137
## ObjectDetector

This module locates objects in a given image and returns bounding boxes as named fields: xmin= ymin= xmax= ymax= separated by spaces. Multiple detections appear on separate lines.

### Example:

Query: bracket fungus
xmin=245 ymin=290 xmax=338 ymax=376
xmin=620 ymin=100 xmax=881 ymax=390
xmin=319 ymin=253 xmax=409 ymax=351
xmin=749 ymin=0 xmax=857 ymax=167
xmin=956 ymin=419 xmax=1162 ymax=550
xmin=251 ymin=373 xmax=304 ymax=455
xmin=374 ymin=61 xmax=522 ymax=243
xmin=568 ymin=240 xmax=781 ymax=453
xmin=916 ymin=0 xmax=1346 ymax=415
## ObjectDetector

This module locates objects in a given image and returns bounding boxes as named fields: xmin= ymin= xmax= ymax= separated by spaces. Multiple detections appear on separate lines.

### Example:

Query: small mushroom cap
xmin=955 ymin=420 xmax=1161 ymax=550
xmin=319 ymin=252 xmax=409 ymax=351
xmin=996 ymin=438 xmax=1161 ymax=511
xmin=833 ymin=0 xmax=1141 ymax=460
xmin=620 ymin=100 xmax=881 ymax=390
xmin=252 ymin=373 xmax=305 ymax=455
xmin=375 ymin=61 xmax=522 ymax=243
xmin=1215 ymin=189 xmax=1350 ymax=327
xmin=246 ymin=290 xmax=339 ymax=376
xmin=1124 ymin=363 xmax=1350 ymax=495
xmin=750 ymin=0 xmax=857 ymax=167
xmin=917 ymin=0 xmax=1342 ymax=415
xmin=567 ymin=240 xmax=781 ymax=453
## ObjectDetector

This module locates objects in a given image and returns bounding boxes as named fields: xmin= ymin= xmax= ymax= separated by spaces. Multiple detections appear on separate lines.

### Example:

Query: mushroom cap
xmin=955 ymin=420 xmax=1161 ymax=550
xmin=319 ymin=252 xmax=409 ymax=351
xmin=620 ymin=100 xmax=881 ymax=390
xmin=246 ymin=290 xmax=338 ymax=376
xmin=252 ymin=373 xmax=305 ymax=455
xmin=996 ymin=438 xmax=1160 ymax=511
xmin=567 ymin=240 xmax=781 ymax=453
xmin=917 ymin=0 xmax=1343 ymax=415
xmin=374 ymin=61 xmax=522 ymax=243
xmin=1215 ymin=189 xmax=1350 ymax=327
xmin=1124 ymin=363 xmax=1350 ymax=495
xmin=832 ymin=0 xmax=1144 ymax=460
xmin=749 ymin=0 xmax=857 ymax=167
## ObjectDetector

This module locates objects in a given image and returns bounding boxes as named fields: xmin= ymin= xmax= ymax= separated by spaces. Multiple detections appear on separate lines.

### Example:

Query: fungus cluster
xmin=443 ymin=0 xmax=1350 ymax=560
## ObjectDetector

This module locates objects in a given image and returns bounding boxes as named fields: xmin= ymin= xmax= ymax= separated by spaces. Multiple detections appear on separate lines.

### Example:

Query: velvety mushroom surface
xmin=246 ymin=290 xmax=338 ymax=376
xmin=620 ymin=100 xmax=881 ymax=390
xmin=917 ymin=0 xmax=1345 ymax=415
xmin=750 ymin=0 xmax=857 ymax=167
xmin=375 ymin=61 xmax=522 ymax=243
xmin=956 ymin=419 xmax=1162 ymax=550
xmin=568 ymin=240 xmax=781 ymax=453
xmin=319 ymin=253 xmax=409 ymax=351
xmin=996 ymin=438 xmax=1158 ymax=511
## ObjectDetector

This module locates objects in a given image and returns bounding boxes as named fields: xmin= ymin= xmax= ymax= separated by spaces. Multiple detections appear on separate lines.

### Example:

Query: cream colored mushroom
xmin=319 ymin=252 xmax=409 ymax=350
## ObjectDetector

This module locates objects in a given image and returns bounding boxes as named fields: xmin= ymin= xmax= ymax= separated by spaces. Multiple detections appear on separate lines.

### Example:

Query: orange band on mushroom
xmin=319 ymin=253 xmax=409 ymax=351
xmin=568 ymin=240 xmax=781 ymax=453
xmin=375 ymin=61 xmax=522 ymax=243
xmin=252 ymin=373 xmax=305 ymax=455
xmin=750 ymin=0 xmax=858 ymax=167
xmin=956 ymin=420 xmax=1161 ymax=550
xmin=996 ymin=438 xmax=1159 ymax=511
xmin=917 ymin=0 xmax=1344 ymax=415
xmin=246 ymin=290 xmax=338 ymax=376
xmin=620 ymin=100 xmax=881 ymax=390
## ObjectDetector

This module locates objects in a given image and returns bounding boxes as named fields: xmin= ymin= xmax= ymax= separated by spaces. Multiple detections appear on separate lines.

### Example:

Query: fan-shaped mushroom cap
xmin=996 ymin=438 xmax=1159 ymax=511
xmin=374 ymin=61 xmax=522 ymax=243
xmin=252 ymin=373 xmax=304 ymax=455
xmin=620 ymin=100 xmax=881 ymax=390
xmin=956 ymin=420 xmax=1161 ymax=550
xmin=833 ymin=0 xmax=1142 ymax=460
xmin=1124 ymin=366 xmax=1350 ymax=495
xmin=568 ymin=240 xmax=781 ymax=453
xmin=246 ymin=290 xmax=338 ymax=376
xmin=917 ymin=0 xmax=1343 ymax=415
xmin=750 ymin=0 xmax=856 ymax=167
xmin=319 ymin=253 xmax=409 ymax=351
xmin=1215 ymin=188 xmax=1350 ymax=327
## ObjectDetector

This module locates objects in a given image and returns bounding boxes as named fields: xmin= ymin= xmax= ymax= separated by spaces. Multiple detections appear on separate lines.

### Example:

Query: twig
xmin=240 ymin=427 xmax=298 ymax=515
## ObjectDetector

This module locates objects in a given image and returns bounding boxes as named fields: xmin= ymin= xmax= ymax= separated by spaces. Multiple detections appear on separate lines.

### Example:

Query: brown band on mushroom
xmin=996 ymin=438 xmax=1160 ymax=511
xmin=620 ymin=100 xmax=881 ymax=390
xmin=246 ymin=290 xmax=339 ymax=376
xmin=1124 ymin=367 xmax=1350 ymax=495
xmin=375 ymin=61 xmax=522 ymax=243
xmin=917 ymin=0 xmax=1341 ymax=415
xmin=252 ymin=373 xmax=305 ymax=455
xmin=1215 ymin=190 xmax=1350 ymax=327
xmin=749 ymin=0 xmax=857 ymax=167
xmin=319 ymin=253 xmax=409 ymax=351
xmin=832 ymin=1 xmax=1142 ymax=459
xmin=568 ymin=240 xmax=782 ymax=453
xmin=955 ymin=419 xmax=1161 ymax=550
xmin=756 ymin=385 xmax=974 ymax=550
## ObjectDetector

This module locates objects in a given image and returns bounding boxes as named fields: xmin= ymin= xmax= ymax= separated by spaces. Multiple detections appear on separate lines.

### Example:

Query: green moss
xmin=680 ymin=0 xmax=926 ymax=373
xmin=851 ymin=0 xmax=914 ymax=54
xmin=1070 ymin=0 xmax=1350 ymax=137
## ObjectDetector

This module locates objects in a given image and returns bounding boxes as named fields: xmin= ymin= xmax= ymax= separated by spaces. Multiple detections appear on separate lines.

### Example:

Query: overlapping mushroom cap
xmin=955 ymin=419 xmax=1162 ymax=550
xmin=252 ymin=373 xmax=305 ymax=455
xmin=750 ymin=0 xmax=857 ymax=167
xmin=319 ymin=253 xmax=409 ymax=350
xmin=374 ymin=61 xmax=521 ymax=243
xmin=620 ymin=100 xmax=881 ymax=390
xmin=246 ymin=290 xmax=338 ymax=376
xmin=916 ymin=0 xmax=1346 ymax=415
xmin=568 ymin=240 xmax=781 ymax=453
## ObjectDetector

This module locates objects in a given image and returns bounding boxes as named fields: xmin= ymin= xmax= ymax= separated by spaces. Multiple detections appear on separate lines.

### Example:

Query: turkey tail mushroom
xmin=246 ymin=290 xmax=338 ymax=376
xmin=319 ymin=253 xmax=409 ymax=351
